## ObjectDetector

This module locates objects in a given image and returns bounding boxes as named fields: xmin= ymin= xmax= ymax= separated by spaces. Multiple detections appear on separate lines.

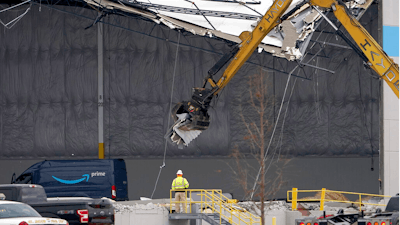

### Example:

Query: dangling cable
xmin=357 ymin=62 xmax=375 ymax=171
xmin=151 ymin=30 xmax=181 ymax=199
xmin=0 ymin=0 xmax=31 ymax=29
xmin=184 ymin=0 xmax=216 ymax=30
xmin=233 ymin=0 xmax=263 ymax=16
xmin=249 ymin=64 xmax=298 ymax=200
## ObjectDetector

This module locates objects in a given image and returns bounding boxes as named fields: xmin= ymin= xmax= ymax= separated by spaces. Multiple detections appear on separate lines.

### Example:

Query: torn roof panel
xmin=159 ymin=11 xmax=284 ymax=46
xmin=130 ymin=0 xmax=274 ymax=18
xmin=87 ymin=0 xmax=374 ymax=60
xmin=129 ymin=0 xmax=301 ymax=38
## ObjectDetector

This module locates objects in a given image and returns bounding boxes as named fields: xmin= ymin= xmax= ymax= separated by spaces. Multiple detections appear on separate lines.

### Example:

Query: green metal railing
xmin=169 ymin=189 xmax=261 ymax=225
xmin=287 ymin=188 xmax=391 ymax=211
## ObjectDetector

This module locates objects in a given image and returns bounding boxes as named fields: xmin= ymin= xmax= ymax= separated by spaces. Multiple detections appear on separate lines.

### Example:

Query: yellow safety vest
xmin=171 ymin=177 xmax=189 ymax=191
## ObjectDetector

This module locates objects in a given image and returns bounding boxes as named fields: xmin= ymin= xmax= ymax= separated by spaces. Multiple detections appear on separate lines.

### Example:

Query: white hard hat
xmin=177 ymin=170 xmax=183 ymax=175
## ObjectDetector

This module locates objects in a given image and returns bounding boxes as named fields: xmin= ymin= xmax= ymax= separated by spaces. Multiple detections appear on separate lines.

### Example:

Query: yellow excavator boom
xmin=213 ymin=0 xmax=293 ymax=94
xmin=310 ymin=0 xmax=399 ymax=98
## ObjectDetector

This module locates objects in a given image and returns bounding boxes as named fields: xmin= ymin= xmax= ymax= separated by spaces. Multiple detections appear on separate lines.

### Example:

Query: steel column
xmin=98 ymin=15 xmax=104 ymax=159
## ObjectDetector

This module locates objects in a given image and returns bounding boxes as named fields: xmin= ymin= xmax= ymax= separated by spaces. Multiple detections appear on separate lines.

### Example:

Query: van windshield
xmin=15 ymin=174 xmax=32 ymax=184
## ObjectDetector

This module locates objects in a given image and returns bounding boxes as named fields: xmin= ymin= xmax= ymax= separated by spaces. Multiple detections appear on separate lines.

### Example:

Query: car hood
xmin=0 ymin=217 xmax=67 ymax=224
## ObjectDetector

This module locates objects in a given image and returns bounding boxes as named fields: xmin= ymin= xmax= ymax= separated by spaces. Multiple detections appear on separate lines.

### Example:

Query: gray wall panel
xmin=382 ymin=0 xmax=399 ymax=27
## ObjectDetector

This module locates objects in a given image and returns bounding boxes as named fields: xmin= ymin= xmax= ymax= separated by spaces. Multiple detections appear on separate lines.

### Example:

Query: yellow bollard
xmin=320 ymin=188 xmax=326 ymax=211
xmin=292 ymin=188 xmax=298 ymax=211
xmin=272 ymin=216 xmax=276 ymax=225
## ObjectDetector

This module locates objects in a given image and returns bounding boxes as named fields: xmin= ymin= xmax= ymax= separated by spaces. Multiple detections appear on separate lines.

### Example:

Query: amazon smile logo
xmin=52 ymin=174 xmax=90 ymax=184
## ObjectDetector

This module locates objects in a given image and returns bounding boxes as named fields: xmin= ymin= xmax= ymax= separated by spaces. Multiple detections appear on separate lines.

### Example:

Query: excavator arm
xmin=210 ymin=0 xmax=294 ymax=94
xmin=310 ymin=0 xmax=399 ymax=98
xmin=165 ymin=0 xmax=294 ymax=148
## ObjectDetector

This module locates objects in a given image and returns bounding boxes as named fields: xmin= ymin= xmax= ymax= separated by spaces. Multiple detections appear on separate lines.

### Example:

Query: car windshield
xmin=0 ymin=203 xmax=41 ymax=218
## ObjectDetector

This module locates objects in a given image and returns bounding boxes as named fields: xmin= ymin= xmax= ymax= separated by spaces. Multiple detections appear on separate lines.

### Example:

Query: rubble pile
xmin=237 ymin=201 xmax=291 ymax=215
xmin=236 ymin=199 xmax=385 ymax=216
xmin=113 ymin=197 xmax=386 ymax=215
xmin=114 ymin=203 xmax=167 ymax=214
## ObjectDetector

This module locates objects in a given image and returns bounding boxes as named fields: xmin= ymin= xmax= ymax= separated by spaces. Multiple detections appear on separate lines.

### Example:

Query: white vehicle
xmin=0 ymin=200 xmax=68 ymax=225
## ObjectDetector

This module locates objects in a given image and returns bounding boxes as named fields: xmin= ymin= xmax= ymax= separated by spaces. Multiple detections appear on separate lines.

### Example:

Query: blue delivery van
xmin=12 ymin=159 xmax=129 ymax=201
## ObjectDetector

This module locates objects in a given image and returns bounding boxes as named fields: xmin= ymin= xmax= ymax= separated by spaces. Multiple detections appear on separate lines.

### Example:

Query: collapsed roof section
xmin=83 ymin=0 xmax=373 ymax=61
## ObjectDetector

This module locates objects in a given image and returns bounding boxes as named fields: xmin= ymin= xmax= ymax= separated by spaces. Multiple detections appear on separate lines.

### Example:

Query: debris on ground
xmin=114 ymin=203 xmax=167 ymax=213
xmin=113 ymin=197 xmax=385 ymax=215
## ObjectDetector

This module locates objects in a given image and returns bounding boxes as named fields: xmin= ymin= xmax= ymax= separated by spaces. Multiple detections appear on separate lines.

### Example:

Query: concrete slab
xmin=265 ymin=210 xmax=286 ymax=225
xmin=117 ymin=198 xmax=171 ymax=205
xmin=325 ymin=202 xmax=352 ymax=208
xmin=286 ymin=211 xmax=303 ymax=225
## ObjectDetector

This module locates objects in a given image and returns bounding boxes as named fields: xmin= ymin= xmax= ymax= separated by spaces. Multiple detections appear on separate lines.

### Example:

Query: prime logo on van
xmin=91 ymin=171 xmax=106 ymax=177
xmin=52 ymin=172 xmax=106 ymax=184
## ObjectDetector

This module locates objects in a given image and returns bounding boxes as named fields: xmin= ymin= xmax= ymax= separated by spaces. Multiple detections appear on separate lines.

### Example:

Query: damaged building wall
xmin=381 ymin=0 xmax=400 ymax=195
xmin=0 ymin=2 xmax=380 ymax=159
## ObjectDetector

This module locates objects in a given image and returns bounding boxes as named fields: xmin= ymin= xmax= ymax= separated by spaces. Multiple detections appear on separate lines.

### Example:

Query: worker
xmin=171 ymin=170 xmax=189 ymax=213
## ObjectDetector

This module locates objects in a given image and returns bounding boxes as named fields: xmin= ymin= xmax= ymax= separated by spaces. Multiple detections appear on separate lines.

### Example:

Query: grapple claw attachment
xmin=165 ymin=88 xmax=213 ymax=148
xmin=165 ymin=113 xmax=202 ymax=149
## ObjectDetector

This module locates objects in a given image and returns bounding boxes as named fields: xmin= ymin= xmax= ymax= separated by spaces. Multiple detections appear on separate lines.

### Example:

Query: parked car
xmin=0 ymin=184 xmax=114 ymax=225
xmin=0 ymin=199 xmax=69 ymax=225
xmin=12 ymin=159 xmax=128 ymax=201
